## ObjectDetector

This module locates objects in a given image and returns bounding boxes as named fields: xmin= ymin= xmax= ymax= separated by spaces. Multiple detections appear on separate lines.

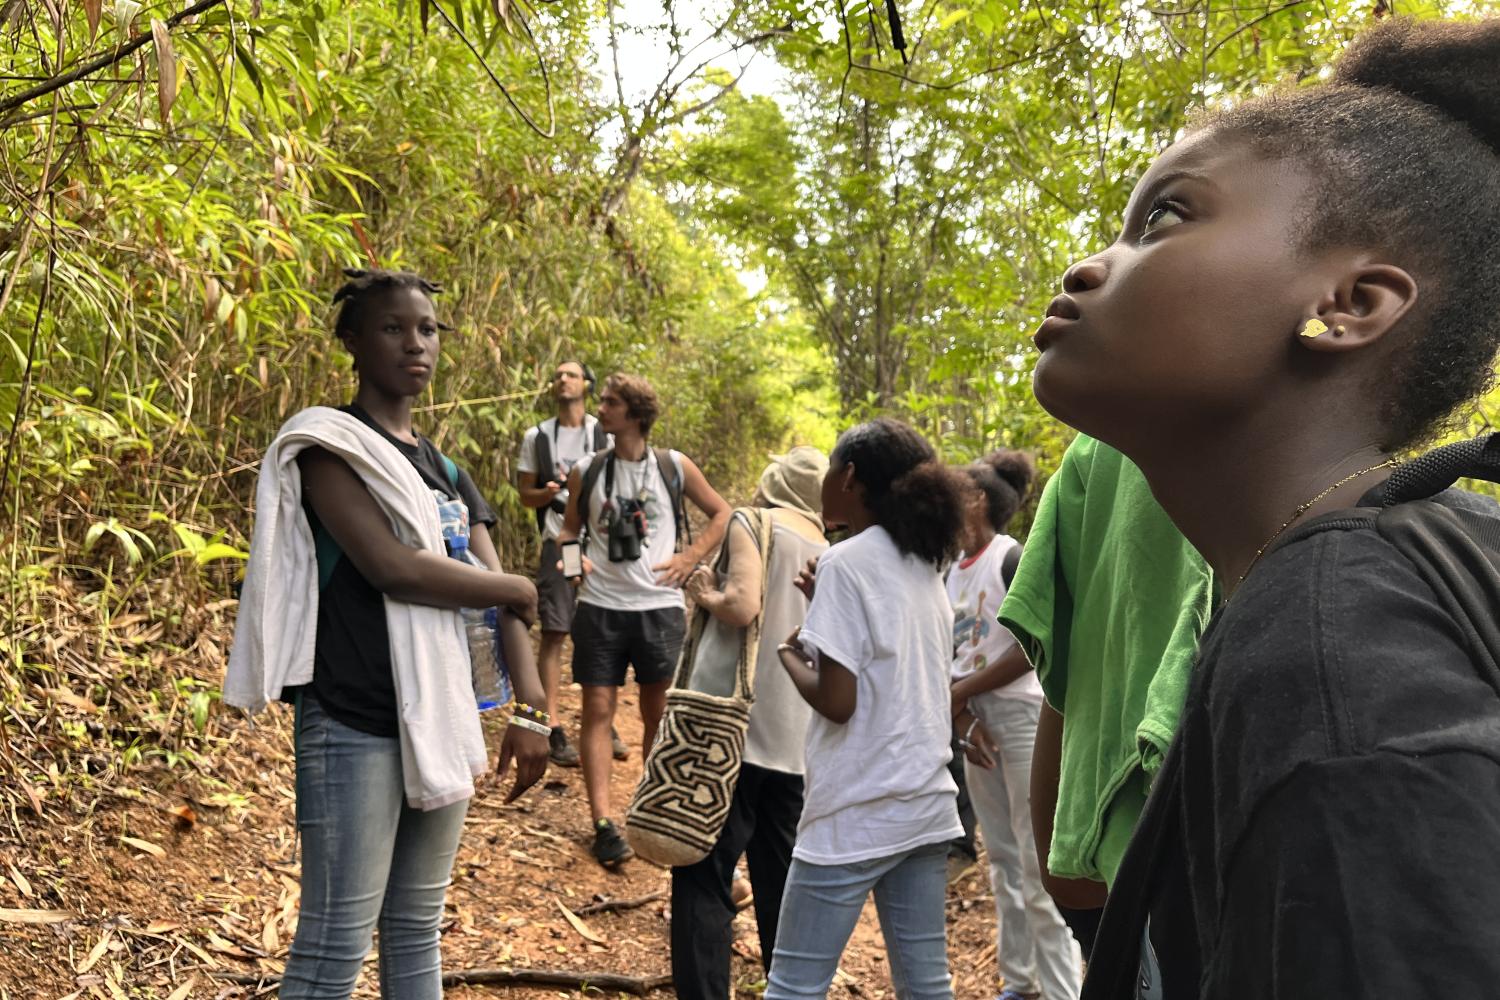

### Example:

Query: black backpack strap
xmin=1370 ymin=433 xmax=1500 ymax=699
xmin=1001 ymin=543 xmax=1022 ymax=589
xmin=531 ymin=420 xmax=553 ymax=533
xmin=1382 ymin=433 xmax=1500 ymax=505
xmin=1377 ymin=501 xmax=1500 ymax=699
xmin=656 ymin=447 xmax=690 ymax=553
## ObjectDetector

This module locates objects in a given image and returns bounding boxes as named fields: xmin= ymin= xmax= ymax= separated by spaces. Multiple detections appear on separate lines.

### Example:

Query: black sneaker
xmin=591 ymin=818 xmax=633 ymax=868
xmin=610 ymin=726 xmax=629 ymax=761
xmin=549 ymin=726 xmax=580 ymax=768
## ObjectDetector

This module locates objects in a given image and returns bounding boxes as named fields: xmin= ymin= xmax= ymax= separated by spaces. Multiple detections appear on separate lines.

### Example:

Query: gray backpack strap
xmin=655 ymin=447 xmax=690 ymax=552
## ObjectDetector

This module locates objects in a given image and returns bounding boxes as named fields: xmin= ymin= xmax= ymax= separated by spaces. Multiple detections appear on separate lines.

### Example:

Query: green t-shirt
xmin=998 ymin=434 xmax=1213 ymax=886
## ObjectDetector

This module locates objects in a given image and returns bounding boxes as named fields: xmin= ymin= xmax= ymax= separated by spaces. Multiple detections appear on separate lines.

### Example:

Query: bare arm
xmin=1031 ymin=700 xmax=1109 ymax=908
xmin=515 ymin=471 xmax=564 ymax=511
xmin=298 ymin=448 xmax=537 ymax=622
xmin=778 ymin=629 xmax=857 ymax=724
xmin=557 ymin=464 xmax=586 ymax=544
xmin=684 ymin=517 xmax=761 ymax=628
xmin=654 ymin=454 xmax=731 ymax=587
xmin=951 ymin=643 xmax=1035 ymax=716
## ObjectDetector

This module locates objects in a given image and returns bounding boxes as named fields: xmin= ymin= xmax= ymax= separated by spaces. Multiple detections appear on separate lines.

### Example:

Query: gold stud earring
xmin=1299 ymin=318 xmax=1328 ymax=339
xmin=1334 ymin=324 xmax=1347 ymax=335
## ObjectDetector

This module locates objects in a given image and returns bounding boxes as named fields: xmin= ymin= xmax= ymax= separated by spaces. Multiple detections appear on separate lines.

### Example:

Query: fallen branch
xmin=574 ymin=891 xmax=666 ymax=916
xmin=446 ymin=968 xmax=672 ymax=993
xmin=211 ymin=968 xmax=673 ymax=994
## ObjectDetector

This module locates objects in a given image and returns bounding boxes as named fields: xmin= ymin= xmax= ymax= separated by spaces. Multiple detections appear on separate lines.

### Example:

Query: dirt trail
xmin=0 ymin=666 xmax=1004 ymax=999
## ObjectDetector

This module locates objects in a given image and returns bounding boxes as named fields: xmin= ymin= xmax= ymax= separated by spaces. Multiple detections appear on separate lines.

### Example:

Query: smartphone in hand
xmin=560 ymin=539 xmax=583 ymax=579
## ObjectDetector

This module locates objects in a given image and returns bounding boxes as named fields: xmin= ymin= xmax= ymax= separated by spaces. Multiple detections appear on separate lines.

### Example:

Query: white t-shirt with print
xmin=575 ymin=449 xmax=685 ymax=612
xmin=794 ymin=525 xmax=962 ymax=865
xmin=947 ymin=535 xmax=1043 ymax=702
xmin=516 ymin=416 xmax=610 ymax=541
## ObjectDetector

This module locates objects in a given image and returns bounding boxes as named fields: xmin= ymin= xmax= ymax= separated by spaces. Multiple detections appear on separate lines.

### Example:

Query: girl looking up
xmin=228 ymin=268 xmax=549 ymax=1000
xmin=768 ymin=418 xmax=967 ymax=1000
xmin=1027 ymin=18 xmax=1500 ymax=998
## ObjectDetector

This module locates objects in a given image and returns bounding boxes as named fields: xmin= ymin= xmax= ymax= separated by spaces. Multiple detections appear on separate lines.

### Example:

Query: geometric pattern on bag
xmin=623 ymin=689 xmax=752 ymax=866
xmin=626 ymin=507 xmax=774 ymax=867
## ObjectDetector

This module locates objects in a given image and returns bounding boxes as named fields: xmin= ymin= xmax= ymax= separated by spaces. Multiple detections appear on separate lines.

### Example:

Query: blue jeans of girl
xmin=280 ymin=693 xmax=468 ymax=1000
xmin=766 ymin=841 xmax=954 ymax=999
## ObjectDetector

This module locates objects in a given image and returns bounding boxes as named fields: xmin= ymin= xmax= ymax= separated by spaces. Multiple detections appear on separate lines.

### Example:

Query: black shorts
xmin=537 ymin=539 xmax=579 ymax=634
xmin=570 ymin=602 xmax=686 ymax=687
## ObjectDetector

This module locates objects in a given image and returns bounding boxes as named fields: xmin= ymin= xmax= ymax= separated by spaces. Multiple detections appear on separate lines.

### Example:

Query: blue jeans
xmin=767 ymin=842 xmax=954 ymax=999
xmin=280 ymin=694 xmax=469 ymax=1000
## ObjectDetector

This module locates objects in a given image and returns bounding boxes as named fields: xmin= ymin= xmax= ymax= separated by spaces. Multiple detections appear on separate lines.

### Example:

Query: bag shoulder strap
xmin=673 ymin=507 xmax=774 ymax=701
xmin=590 ymin=418 xmax=608 ymax=452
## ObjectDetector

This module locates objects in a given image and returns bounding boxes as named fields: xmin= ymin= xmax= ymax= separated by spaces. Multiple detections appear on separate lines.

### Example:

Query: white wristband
xmin=508 ymin=715 xmax=551 ymax=737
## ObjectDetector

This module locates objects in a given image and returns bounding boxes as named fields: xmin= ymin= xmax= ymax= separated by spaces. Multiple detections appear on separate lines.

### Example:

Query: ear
xmin=839 ymin=462 xmax=859 ymax=493
xmin=1298 ymin=262 xmax=1419 ymax=355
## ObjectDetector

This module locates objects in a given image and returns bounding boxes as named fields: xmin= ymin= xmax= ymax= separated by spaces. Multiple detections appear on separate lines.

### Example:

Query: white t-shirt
xmin=794 ymin=525 xmax=962 ymax=865
xmin=575 ymin=449 xmax=686 ymax=612
xmin=947 ymin=535 xmax=1043 ymax=703
xmin=516 ymin=417 xmax=610 ymax=541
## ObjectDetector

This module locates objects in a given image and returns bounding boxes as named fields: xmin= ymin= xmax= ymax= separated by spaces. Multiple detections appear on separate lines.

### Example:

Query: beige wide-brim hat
xmin=755 ymin=445 xmax=829 ymax=527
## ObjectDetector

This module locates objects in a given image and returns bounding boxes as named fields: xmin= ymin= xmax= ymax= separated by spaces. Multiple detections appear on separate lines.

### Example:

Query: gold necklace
xmin=1235 ymin=459 xmax=1398 ymax=587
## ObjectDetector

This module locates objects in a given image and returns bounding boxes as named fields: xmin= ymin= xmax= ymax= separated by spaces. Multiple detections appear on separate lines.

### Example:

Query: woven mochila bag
xmin=626 ymin=508 xmax=773 ymax=866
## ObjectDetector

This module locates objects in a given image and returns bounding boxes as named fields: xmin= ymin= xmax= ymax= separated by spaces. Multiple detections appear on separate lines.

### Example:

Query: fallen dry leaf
xmin=166 ymin=978 xmax=195 ymax=1000
xmin=178 ymin=937 xmax=220 ymax=968
xmin=76 ymin=932 xmax=111 ymax=975
xmin=0 ymin=907 xmax=70 ymax=924
xmin=144 ymin=920 xmax=182 ymax=935
xmin=555 ymin=899 xmax=605 ymax=945
xmin=46 ymin=687 xmax=99 ymax=714
xmin=120 ymin=836 xmax=165 ymax=858
xmin=9 ymin=864 xmax=33 ymax=897
xmin=204 ymin=930 xmax=253 ymax=958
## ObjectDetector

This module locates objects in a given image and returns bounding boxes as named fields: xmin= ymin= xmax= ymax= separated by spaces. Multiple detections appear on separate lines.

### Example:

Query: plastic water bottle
xmin=464 ymin=606 xmax=511 ymax=711
xmin=447 ymin=533 xmax=513 ymax=712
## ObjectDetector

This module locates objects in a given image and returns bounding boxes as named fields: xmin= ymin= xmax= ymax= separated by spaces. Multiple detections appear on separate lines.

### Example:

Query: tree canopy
xmin=0 ymin=0 xmax=1486 ymax=758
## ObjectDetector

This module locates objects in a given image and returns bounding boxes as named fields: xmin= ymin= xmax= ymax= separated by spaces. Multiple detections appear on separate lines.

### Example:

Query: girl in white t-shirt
xmin=769 ymin=418 xmax=968 ymax=1000
xmin=949 ymin=451 xmax=1081 ymax=1000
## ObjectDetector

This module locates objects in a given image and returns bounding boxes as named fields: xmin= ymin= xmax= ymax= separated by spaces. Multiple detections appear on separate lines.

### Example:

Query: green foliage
xmin=664 ymin=0 xmax=1474 ymax=480
xmin=0 ymin=0 xmax=1489 ymax=795
xmin=0 ymin=1 xmax=802 ymax=784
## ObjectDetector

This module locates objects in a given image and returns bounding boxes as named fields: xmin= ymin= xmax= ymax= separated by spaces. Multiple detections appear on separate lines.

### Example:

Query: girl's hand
xmin=494 ymin=574 xmax=539 ymax=628
xmin=496 ymin=722 xmax=549 ymax=803
xmin=777 ymin=628 xmax=812 ymax=673
xmin=683 ymin=564 xmax=715 ymax=605
xmin=955 ymin=709 xmax=998 ymax=770
xmin=794 ymin=557 xmax=818 ymax=601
